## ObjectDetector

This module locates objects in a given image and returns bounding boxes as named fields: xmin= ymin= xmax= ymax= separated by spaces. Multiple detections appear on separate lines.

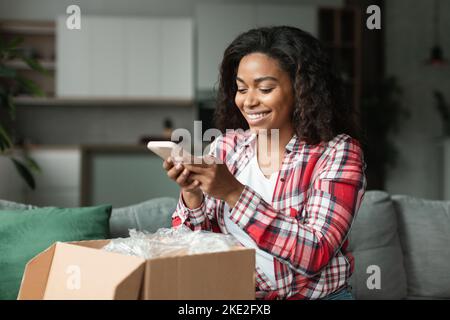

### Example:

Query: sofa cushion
xmin=110 ymin=197 xmax=177 ymax=238
xmin=348 ymin=190 xmax=407 ymax=299
xmin=0 ymin=199 xmax=37 ymax=210
xmin=0 ymin=197 xmax=177 ymax=239
xmin=0 ymin=205 xmax=111 ymax=300
xmin=392 ymin=195 xmax=450 ymax=299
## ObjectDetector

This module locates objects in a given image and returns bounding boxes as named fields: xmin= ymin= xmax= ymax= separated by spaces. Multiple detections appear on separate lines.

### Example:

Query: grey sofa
xmin=348 ymin=190 xmax=450 ymax=300
xmin=2 ymin=190 xmax=449 ymax=299
xmin=107 ymin=190 xmax=450 ymax=300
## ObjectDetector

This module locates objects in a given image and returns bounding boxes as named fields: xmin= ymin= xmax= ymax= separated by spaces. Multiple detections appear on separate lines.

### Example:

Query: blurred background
xmin=0 ymin=0 xmax=449 ymax=208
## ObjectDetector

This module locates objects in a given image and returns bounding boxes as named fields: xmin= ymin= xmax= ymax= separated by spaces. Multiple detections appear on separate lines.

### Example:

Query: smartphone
xmin=147 ymin=141 xmax=191 ymax=162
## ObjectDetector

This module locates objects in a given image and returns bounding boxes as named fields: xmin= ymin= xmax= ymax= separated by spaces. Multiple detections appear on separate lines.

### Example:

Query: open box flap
xmin=43 ymin=242 xmax=146 ymax=299
xmin=68 ymin=239 xmax=111 ymax=249
xmin=18 ymin=243 xmax=57 ymax=300
xmin=19 ymin=241 xmax=146 ymax=300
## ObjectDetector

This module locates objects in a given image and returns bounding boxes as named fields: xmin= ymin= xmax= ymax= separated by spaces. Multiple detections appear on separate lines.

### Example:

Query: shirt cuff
xmin=228 ymin=185 xmax=261 ymax=230
xmin=177 ymin=191 xmax=206 ymax=225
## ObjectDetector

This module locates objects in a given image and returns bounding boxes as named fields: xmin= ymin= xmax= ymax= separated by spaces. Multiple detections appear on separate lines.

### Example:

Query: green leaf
xmin=17 ymin=76 xmax=45 ymax=97
xmin=0 ymin=124 xmax=13 ymax=151
xmin=0 ymin=91 xmax=6 ymax=109
xmin=7 ymin=95 xmax=16 ymax=120
xmin=11 ymin=158 xmax=36 ymax=190
xmin=21 ymin=56 xmax=50 ymax=76
xmin=0 ymin=64 xmax=17 ymax=78
xmin=6 ymin=37 xmax=24 ymax=50
xmin=0 ymin=36 xmax=23 ymax=52
xmin=0 ymin=87 xmax=16 ymax=119
xmin=0 ymin=92 xmax=16 ymax=120
xmin=23 ymin=154 xmax=41 ymax=173
xmin=0 ymin=135 xmax=7 ymax=152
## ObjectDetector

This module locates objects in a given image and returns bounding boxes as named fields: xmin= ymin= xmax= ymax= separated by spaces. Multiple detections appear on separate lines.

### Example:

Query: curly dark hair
xmin=214 ymin=26 xmax=361 ymax=144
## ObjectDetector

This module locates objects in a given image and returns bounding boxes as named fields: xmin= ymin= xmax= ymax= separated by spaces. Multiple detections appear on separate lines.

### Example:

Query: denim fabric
xmin=321 ymin=287 xmax=355 ymax=300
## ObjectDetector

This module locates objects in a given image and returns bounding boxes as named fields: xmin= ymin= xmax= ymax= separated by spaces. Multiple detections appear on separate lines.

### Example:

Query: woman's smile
xmin=245 ymin=110 xmax=272 ymax=124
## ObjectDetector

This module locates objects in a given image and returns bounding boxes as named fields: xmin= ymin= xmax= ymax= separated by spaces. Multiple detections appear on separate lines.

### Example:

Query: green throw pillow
xmin=0 ymin=205 xmax=111 ymax=300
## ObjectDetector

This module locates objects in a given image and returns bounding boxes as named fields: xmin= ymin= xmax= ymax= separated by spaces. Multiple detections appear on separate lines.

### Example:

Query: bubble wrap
xmin=102 ymin=225 xmax=240 ymax=259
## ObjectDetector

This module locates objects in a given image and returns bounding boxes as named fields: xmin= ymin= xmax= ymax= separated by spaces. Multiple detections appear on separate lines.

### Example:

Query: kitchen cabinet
xmin=0 ymin=156 xmax=25 ymax=203
xmin=125 ymin=18 xmax=160 ymax=97
xmin=1 ymin=145 xmax=181 ymax=208
xmin=56 ymin=16 xmax=90 ymax=96
xmin=89 ymin=17 xmax=126 ymax=97
xmin=80 ymin=145 xmax=180 ymax=208
xmin=0 ymin=148 xmax=81 ymax=207
xmin=160 ymin=19 xmax=194 ymax=98
xmin=57 ymin=16 xmax=193 ymax=99
xmin=25 ymin=148 xmax=81 ymax=207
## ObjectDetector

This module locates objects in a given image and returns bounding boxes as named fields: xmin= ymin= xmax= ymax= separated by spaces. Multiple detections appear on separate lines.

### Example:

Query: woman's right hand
xmin=163 ymin=157 xmax=202 ymax=195
xmin=163 ymin=157 xmax=203 ymax=209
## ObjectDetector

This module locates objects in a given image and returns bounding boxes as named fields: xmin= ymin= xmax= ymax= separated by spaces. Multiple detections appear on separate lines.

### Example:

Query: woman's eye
xmin=237 ymin=88 xmax=273 ymax=94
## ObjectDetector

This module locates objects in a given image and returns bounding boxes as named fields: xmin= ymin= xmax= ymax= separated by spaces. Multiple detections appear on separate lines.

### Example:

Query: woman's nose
xmin=243 ymin=90 xmax=259 ymax=108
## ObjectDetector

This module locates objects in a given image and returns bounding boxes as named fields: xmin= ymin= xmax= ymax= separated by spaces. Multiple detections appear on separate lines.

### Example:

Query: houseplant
xmin=434 ymin=90 xmax=450 ymax=137
xmin=0 ymin=36 xmax=49 ymax=189
xmin=360 ymin=76 xmax=410 ymax=190
xmin=434 ymin=90 xmax=450 ymax=200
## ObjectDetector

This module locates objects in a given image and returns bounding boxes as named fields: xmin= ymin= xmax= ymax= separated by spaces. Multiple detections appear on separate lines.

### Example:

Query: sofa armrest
xmin=110 ymin=197 xmax=177 ymax=238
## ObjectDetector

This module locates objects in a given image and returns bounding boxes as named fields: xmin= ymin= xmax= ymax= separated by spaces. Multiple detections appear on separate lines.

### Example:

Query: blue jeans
xmin=321 ymin=287 xmax=354 ymax=300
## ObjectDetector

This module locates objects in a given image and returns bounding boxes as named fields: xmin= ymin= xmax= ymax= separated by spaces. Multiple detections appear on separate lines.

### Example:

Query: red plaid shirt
xmin=172 ymin=130 xmax=367 ymax=299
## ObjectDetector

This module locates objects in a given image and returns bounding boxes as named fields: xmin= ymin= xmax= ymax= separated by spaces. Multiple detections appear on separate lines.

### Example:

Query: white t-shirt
xmin=223 ymin=154 xmax=278 ymax=287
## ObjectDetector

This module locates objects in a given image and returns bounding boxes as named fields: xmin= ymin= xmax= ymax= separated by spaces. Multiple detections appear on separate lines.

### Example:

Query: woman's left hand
xmin=183 ymin=156 xmax=244 ymax=208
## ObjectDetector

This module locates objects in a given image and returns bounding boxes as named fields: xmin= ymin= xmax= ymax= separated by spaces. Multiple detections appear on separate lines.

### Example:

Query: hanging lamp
xmin=426 ymin=0 xmax=448 ymax=66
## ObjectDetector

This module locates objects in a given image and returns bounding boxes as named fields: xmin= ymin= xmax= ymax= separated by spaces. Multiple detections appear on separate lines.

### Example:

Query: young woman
xmin=163 ymin=26 xmax=367 ymax=300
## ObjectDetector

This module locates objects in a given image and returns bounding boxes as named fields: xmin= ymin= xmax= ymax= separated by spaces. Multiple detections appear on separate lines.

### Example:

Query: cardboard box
xmin=18 ymin=239 xmax=256 ymax=300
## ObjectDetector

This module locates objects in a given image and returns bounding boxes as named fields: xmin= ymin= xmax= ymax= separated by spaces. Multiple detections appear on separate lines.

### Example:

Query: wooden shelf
xmin=4 ymin=60 xmax=56 ymax=70
xmin=17 ymin=144 xmax=149 ymax=152
xmin=13 ymin=96 xmax=195 ymax=107
xmin=81 ymin=144 xmax=148 ymax=153
xmin=1 ymin=20 xmax=56 ymax=97
xmin=19 ymin=144 xmax=81 ymax=151
xmin=0 ymin=20 xmax=55 ymax=35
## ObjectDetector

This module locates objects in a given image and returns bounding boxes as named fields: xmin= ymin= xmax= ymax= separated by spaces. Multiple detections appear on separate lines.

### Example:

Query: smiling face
xmin=235 ymin=52 xmax=295 ymax=136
